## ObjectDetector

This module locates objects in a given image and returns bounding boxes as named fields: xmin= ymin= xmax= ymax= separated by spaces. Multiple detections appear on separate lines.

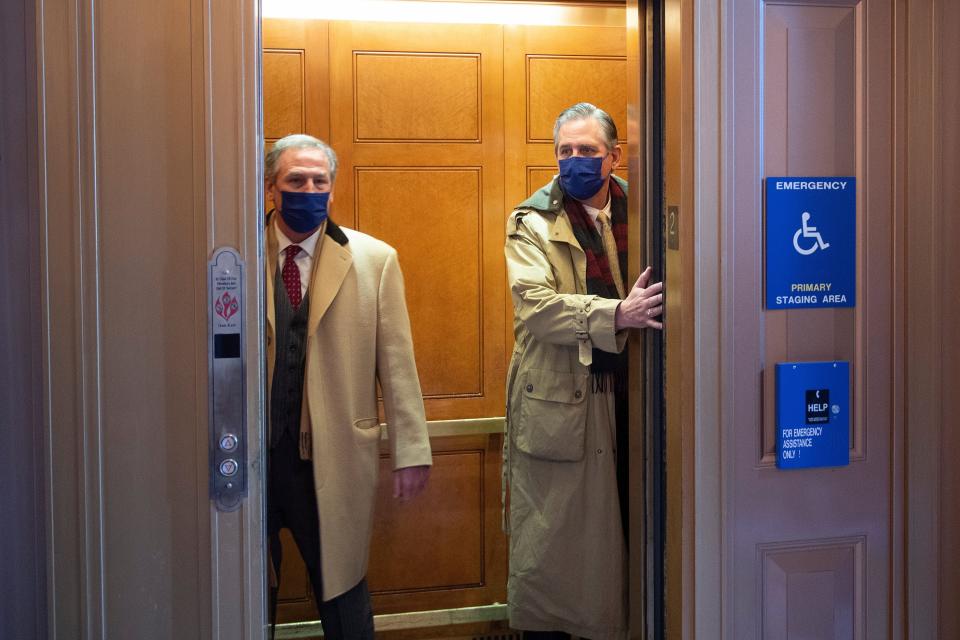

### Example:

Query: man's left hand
xmin=615 ymin=266 xmax=664 ymax=330
xmin=393 ymin=465 xmax=430 ymax=501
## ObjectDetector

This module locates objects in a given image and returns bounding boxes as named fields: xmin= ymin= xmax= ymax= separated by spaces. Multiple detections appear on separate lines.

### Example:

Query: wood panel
xmin=368 ymin=450 xmax=484 ymax=591
xmin=371 ymin=433 xmax=506 ymax=614
xmin=354 ymin=53 xmax=481 ymax=141
xmin=356 ymin=168 xmax=482 ymax=398
xmin=263 ymin=50 xmax=305 ymax=139
xmin=760 ymin=537 xmax=864 ymax=639
xmin=526 ymin=55 xmax=627 ymax=142
xmin=275 ymin=433 xmax=507 ymax=621
xmin=263 ymin=19 xmax=331 ymax=143
xmin=329 ymin=20 xmax=505 ymax=421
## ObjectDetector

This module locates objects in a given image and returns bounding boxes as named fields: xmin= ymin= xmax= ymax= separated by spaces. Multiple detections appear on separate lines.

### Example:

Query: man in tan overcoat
xmin=504 ymin=103 xmax=663 ymax=640
xmin=264 ymin=134 xmax=432 ymax=639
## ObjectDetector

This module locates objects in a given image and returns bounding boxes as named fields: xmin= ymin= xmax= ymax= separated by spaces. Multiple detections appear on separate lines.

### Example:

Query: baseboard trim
xmin=274 ymin=603 xmax=509 ymax=638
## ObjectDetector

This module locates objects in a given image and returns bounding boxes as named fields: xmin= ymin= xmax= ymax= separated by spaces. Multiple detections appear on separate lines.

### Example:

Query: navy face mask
xmin=279 ymin=190 xmax=329 ymax=233
xmin=558 ymin=155 xmax=608 ymax=201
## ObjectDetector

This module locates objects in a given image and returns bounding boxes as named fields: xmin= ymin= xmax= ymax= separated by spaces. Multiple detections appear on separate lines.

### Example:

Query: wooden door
xmin=31 ymin=0 xmax=266 ymax=636
xmin=722 ymin=3 xmax=897 ymax=637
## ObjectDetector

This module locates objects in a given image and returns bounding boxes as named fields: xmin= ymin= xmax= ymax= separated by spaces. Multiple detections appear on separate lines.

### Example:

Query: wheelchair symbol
xmin=793 ymin=212 xmax=830 ymax=255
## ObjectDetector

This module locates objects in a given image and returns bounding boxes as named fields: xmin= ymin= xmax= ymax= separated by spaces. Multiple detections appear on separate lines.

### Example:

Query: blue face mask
xmin=558 ymin=155 xmax=608 ymax=201
xmin=279 ymin=190 xmax=329 ymax=233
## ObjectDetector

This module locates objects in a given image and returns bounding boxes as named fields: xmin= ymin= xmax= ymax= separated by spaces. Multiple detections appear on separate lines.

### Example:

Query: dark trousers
xmin=268 ymin=433 xmax=375 ymax=640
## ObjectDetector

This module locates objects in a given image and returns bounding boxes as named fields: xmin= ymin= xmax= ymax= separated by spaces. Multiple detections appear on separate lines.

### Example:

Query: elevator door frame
xmin=258 ymin=1 xmax=664 ymax=638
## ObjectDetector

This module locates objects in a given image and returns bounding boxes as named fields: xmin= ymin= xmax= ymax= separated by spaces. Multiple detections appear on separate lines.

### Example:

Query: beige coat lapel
xmin=307 ymin=228 xmax=352 ymax=337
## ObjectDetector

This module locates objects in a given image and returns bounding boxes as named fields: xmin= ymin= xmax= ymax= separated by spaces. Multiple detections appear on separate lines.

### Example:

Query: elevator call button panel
xmin=208 ymin=247 xmax=247 ymax=511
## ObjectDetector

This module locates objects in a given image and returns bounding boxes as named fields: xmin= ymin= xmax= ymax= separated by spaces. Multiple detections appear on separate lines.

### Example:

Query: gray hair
xmin=552 ymin=102 xmax=619 ymax=152
xmin=264 ymin=134 xmax=339 ymax=184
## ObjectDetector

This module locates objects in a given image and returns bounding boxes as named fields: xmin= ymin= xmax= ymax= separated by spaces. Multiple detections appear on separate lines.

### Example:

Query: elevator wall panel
xmin=724 ymin=1 xmax=895 ymax=637
xmin=263 ymin=50 xmax=306 ymax=138
xmin=353 ymin=53 xmax=482 ymax=142
xmin=356 ymin=168 xmax=483 ymax=399
xmin=329 ymin=20 xmax=506 ymax=422
xmin=525 ymin=55 xmax=627 ymax=142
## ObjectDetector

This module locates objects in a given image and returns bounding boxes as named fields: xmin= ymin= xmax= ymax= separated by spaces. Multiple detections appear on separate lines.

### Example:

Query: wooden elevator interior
xmin=261 ymin=2 xmax=630 ymax=633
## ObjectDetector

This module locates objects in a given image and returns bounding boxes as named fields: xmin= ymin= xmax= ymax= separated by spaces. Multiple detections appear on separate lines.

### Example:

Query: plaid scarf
xmin=562 ymin=178 xmax=629 ymax=392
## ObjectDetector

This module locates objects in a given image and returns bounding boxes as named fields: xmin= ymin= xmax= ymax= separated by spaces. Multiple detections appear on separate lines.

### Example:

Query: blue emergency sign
xmin=765 ymin=177 xmax=856 ymax=309
xmin=776 ymin=361 xmax=850 ymax=470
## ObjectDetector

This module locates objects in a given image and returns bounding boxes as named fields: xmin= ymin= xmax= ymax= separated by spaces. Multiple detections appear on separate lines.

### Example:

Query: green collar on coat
xmin=516 ymin=174 xmax=629 ymax=215
xmin=513 ymin=175 xmax=629 ymax=249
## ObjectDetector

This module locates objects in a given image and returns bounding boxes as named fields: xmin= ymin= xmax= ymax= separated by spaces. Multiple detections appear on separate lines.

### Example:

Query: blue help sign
xmin=765 ymin=177 xmax=855 ymax=309
xmin=776 ymin=361 xmax=850 ymax=470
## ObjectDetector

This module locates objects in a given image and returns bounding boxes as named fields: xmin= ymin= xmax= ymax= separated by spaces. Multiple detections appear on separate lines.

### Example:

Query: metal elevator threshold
xmin=274 ymin=604 xmax=515 ymax=639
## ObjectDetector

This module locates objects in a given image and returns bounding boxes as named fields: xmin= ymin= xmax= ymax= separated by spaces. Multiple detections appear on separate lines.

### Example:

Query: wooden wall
xmin=263 ymin=15 xmax=626 ymax=621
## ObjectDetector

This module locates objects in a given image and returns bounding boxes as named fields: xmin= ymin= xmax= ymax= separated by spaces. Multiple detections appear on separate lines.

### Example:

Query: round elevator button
xmin=219 ymin=459 xmax=239 ymax=477
xmin=219 ymin=433 xmax=239 ymax=452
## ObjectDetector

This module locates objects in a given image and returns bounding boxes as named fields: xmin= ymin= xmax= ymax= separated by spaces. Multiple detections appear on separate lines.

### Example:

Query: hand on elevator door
xmin=614 ymin=266 xmax=664 ymax=330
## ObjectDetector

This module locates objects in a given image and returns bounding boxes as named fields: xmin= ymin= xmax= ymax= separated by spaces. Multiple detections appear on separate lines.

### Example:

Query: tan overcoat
xmin=266 ymin=218 xmax=432 ymax=601
xmin=504 ymin=176 xmax=629 ymax=640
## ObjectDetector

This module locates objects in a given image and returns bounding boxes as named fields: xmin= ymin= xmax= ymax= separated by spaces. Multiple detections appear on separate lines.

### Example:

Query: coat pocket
xmin=352 ymin=417 xmax=382 ymax=446
xmin=515 ymin=368 xmax=589 ymax=461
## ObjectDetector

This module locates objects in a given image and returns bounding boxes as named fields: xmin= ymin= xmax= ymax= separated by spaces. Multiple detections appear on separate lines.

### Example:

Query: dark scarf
xmin=562 ymin=178 xmax=629 ymax=393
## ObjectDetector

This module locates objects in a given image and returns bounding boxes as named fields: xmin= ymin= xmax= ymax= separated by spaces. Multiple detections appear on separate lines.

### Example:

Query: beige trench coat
xmin=504 ymin=177 xmax=629 ymax=640
xmin=266 ymin=218 xmax=432 ymax=601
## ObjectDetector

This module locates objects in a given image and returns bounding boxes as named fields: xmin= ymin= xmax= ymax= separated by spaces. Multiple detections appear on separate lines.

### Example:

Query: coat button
xmin=526 ymin=384 xmax=534 ymax=392
xmin=596 ymin=448 xmax=603 ymax=455
xmin=574 ymin=390 xmax=583 ymax=399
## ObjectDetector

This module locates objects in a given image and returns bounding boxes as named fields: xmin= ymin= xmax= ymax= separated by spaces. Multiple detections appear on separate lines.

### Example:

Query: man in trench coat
xmin=504 ymin=103 xmax=664 ymax=640
xmin=265 ymin=134 xmax=432 ymax=639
